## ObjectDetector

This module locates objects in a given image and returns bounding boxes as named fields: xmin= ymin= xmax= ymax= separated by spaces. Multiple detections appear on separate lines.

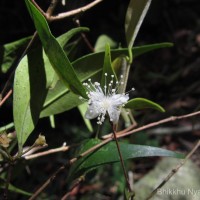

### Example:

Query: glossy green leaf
xmin=0 ymin=36 xmax=31 ymax=73
xmin=69 ymin=139 xmax=184 ymax=179
xmin=25 ymin=0 xmax=87 ymax=98
xmin=124 ymin=98 xmax=165 ymax=112
xmin=78 ymin=103 xmax=93 ymax=132
xmin=41 ymin=43 xmax=172 ymax=117
xmin=13 ymin=47 xmax=47 ymax=151
xmin=125 ymin=0 xmax=152 ymax=47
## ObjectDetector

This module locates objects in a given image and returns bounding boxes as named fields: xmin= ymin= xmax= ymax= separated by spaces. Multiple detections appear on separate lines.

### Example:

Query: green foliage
xmin=125 ymin=97 xmax=165 ymax=112
xmin=69 ymin=139 xmax=184 ymax=180
xmin=13 ymin=47 xmax=47 ymax=151
xmin=0 ymin=36 xmax=31 ymax=73
xmin=41 ymin=43 xmax=173 ymax=117
xmin=125 ymin=0 xmax=152 ymax=47
xmin=25 ymin=0 xmax=87 ymax=98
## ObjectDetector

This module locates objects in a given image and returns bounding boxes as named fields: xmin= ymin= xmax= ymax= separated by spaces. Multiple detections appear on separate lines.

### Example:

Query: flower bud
xmin=35 ymin=134 xmax=47 ymax=146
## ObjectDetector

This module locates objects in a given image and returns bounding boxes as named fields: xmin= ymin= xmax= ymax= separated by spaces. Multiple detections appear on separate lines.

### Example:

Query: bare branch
xmin=25 ymin=144 xmax=69 ymax=160
xmin=0 ymin=90 xmax=12 ymax=107
xmin=49 ymin=0 xmax=104 ymax=21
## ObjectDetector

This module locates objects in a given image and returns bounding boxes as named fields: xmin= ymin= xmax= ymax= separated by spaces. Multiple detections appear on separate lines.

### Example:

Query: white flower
xmin=80 ymin=74 xmax=134 ymax=125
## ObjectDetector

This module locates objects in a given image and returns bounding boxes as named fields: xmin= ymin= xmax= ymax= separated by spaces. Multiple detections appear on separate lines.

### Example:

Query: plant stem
xmin=112 ymin=124 xmax=132 ymax=192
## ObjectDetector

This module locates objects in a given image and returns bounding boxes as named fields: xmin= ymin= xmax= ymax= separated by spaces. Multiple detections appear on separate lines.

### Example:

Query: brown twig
xmin=0 ymin=90 xmax=12 ymax=107
xmin=102 ymin=122 xmax=137 ymax=139
xmin=112 ymin=124 xmax=132 ymax=193
xmin=48 ymin=0 xmax=104 ymax=21
xmin=145 ymin=140 xmax=200 ymax=200
xmin=29 ymin=110 xmax=200 ymax=199
xmin=25 ymin=144 xmax=69 ymax=160
xmin=74 ymin=18 xmax=94 ymax=52
xmin=117 ymin=110 xmax=200 ymax=139
xmin=61 ymin=176 xmax=85 ymax=200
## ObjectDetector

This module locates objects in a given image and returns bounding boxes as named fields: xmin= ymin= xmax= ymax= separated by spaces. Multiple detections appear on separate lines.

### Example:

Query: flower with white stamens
xmin=79 ymin=74 xmax=135 ymax=125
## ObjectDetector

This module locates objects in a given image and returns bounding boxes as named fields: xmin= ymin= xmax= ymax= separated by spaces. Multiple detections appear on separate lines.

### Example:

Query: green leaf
xmin=58 ymin=27 xmax=89 ymax=49
xmin=0 ymin=36 xmax=31 ymax=73
xmin=125 ymin=0 xmax=152 ymax=47
xmin=13 ymin=47 xmax=47 ymax=151
xmin=69 ymin=139 xmax=184 ymax=179
xmin=0 ymin=179 xmax=32 ymax=196
xmin=41 ymin=43 xmax=172 ymax=117
xmin=25 ymin=0 xmax=87 ymax=98
xmin=8 ymin=184 xmax=32 ymax=196
xmin=124 ymin=98 xmax=165 ymax=112
xmin=94 ymin=34 xmax=116 ymax=52
xmin=78 ymin=103 xmax=93 ymax=132
xmin=101 ymin=44 xmax=116 ymax=87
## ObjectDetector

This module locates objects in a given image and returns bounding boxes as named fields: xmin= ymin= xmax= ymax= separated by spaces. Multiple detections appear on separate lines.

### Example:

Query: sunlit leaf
xmin=13 ymin=47 xmax=47 ymax=151
xmin=125 ymin=0 xmax=152 ymax=47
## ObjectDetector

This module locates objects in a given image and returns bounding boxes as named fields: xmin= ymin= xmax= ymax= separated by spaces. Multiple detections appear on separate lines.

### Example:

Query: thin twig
xmin=25 ymin=145 xmax=69 ymax=160
xmin=28 ymin=165 xmax=66 ymax=200
xmin=112 ymin=124 xmax=132 ymax=193
xmin=102 ymin=123 xmax=137 ymax=139
xmin=117 ymin=110 xmax=200 ymax=139
xmin=0 ymin=90 xmax=12 ymax=107
xmin=46 ymin=0 xmax=59 ymax=17
xmin=74 ymin=19 xmax=94 ymax=52
xmin=49 ymin=0 xmax=104 ymax=21
xmin=61 ymin=176 xmax=85 ymax=200
xmin=145 ymin=140 xmax=200 ymax=200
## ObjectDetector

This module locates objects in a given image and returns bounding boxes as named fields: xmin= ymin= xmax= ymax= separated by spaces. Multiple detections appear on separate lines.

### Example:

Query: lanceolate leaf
xmin=101 ymin=44 xmax=116 ymax=87
xmin=69 ymin=139 xmax=184 ymax=179
xmin=14 ymin=47 xmax=47 ymax=151
xmin=125 ymin=0 xmax=152 ymax=47
xmin=124 ymin=98 xmax=165 ymax=112
xmin=25 ymin=0 xmax=87 ymax=98
xmin=41 ymin=43 xmax=173 ymax=117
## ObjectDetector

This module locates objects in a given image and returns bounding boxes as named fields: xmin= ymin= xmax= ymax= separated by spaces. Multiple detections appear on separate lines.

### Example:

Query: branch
xmin=0 ymin=90 xmax=12 ymax=107
xmin=25 ymin=144 xmax=69 ymax=160
xmin=117 ymin=110 xmax=200 ymax=139
xmin=145 ymin=140 xmax=200 ymax=200
xmin=48 ymin=0 xmax=104 ymax=21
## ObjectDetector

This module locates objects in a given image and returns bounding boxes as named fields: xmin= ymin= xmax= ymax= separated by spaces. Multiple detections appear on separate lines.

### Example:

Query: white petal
xmin=107 ymin=107 xmax=120 ymax=124
xmin=85 ymin=104 xmax=100 ymax=119
xmin=111 ymin=94 xmax=129 ymax=106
